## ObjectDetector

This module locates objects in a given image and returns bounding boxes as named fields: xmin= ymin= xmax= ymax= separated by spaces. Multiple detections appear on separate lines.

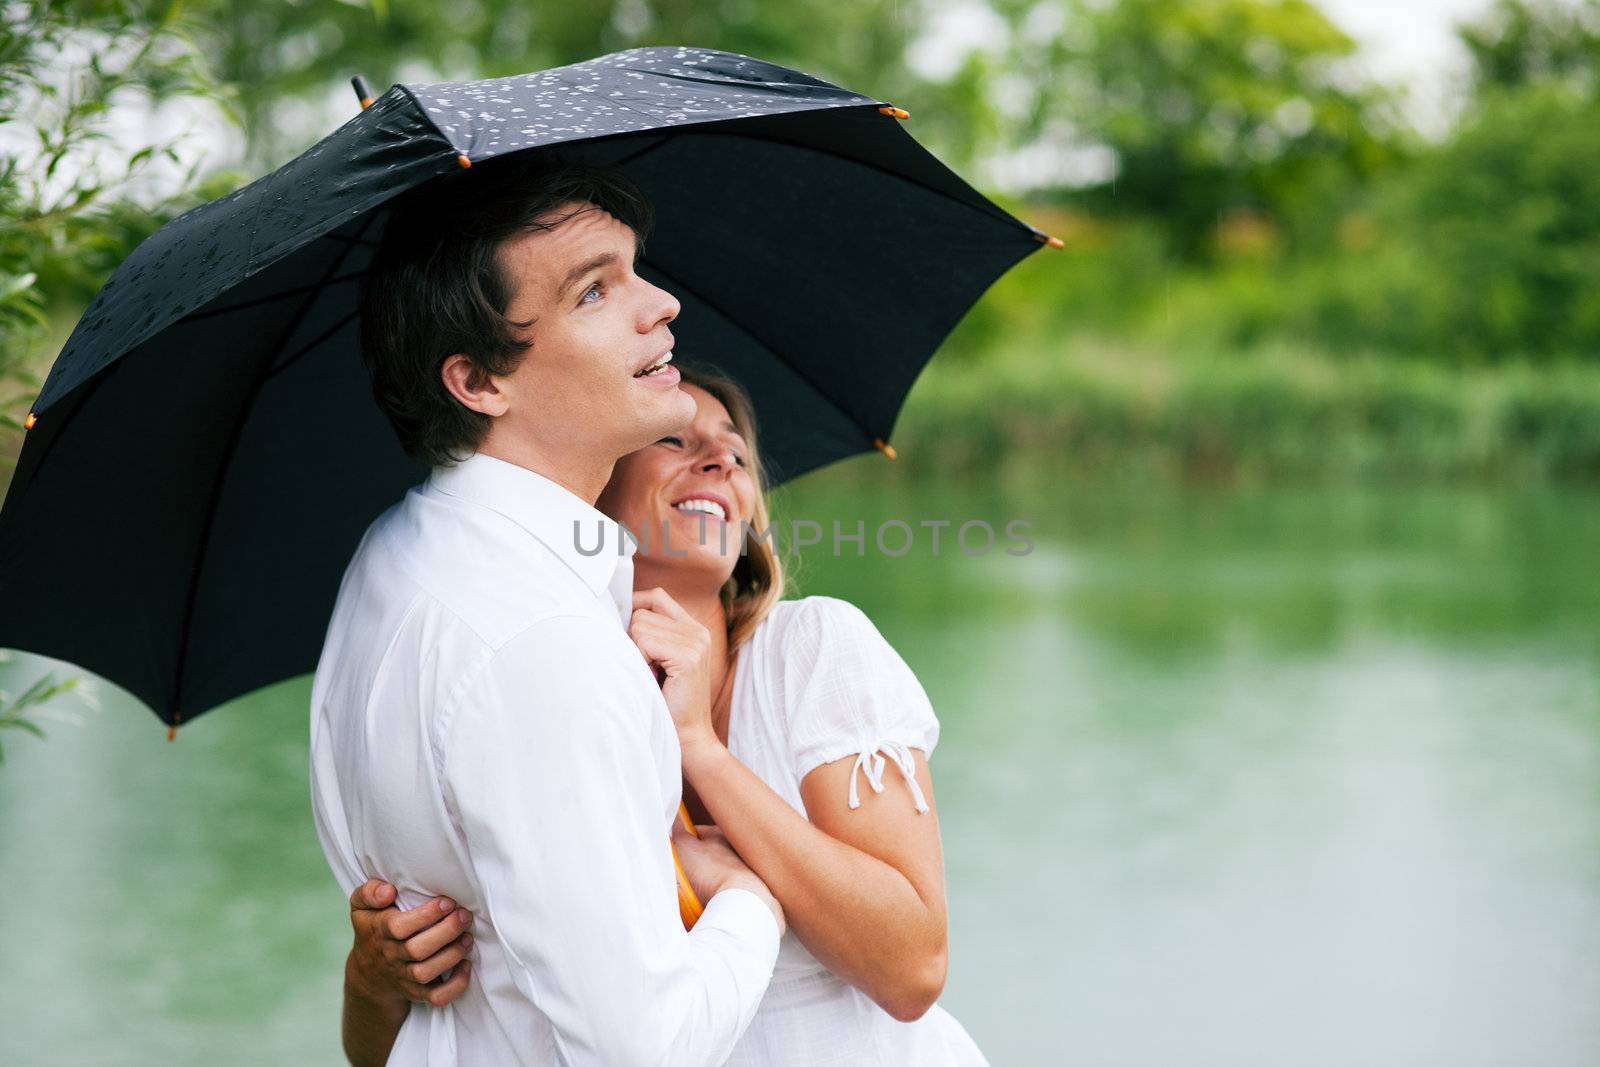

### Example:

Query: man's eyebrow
xmin=558 ymin=251 xmax=617 ymax=300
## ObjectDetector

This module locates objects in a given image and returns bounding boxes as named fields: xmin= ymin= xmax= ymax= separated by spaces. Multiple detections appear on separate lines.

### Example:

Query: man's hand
xmin=629 ymin=587 xmax=717 ymax=749
xmin=346 ymin=879 xmax=475 ymax=1009
xmin=671 ymin=822 xmax=786 ymax=937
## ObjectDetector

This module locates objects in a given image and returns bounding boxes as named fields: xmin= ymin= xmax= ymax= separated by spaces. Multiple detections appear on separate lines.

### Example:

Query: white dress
xmin=719 ymin=595 xmax=989 ymax=1067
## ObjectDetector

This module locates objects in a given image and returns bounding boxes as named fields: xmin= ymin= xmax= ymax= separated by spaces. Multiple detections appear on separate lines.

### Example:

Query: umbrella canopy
xmin=0 ymin=46 xmax=1049 ymax=728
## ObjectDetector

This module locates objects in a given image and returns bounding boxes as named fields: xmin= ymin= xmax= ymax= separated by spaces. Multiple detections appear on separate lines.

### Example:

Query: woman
xmin=341 ymin=366 xmax=987 ymax=1065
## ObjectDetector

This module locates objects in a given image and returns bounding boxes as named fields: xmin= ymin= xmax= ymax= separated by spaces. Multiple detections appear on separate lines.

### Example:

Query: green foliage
xmin=0 ymin=0 xmax=238 ymax=440
xmin=895 ymin=337 xmax=1600 ymax=482
xmin=1011 ymin=0 xmax=1404 ymax=254
xmin=1459 ymin=0 xmax=1600 ymax=97
xmin=1120 ymin=82 xmax=1600 ymax=363
xmin=1378 ymin=85 xmax=1600 ymax=359
xmin=0 ymin=669 xmax=88 ymax=765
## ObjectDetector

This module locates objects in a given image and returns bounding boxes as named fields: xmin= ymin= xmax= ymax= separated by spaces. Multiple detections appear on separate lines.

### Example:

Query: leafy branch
xmin=0 ymin=669 xmax=98 ymax=765
xmin=0 ymin=0 xmax=234 ymax=439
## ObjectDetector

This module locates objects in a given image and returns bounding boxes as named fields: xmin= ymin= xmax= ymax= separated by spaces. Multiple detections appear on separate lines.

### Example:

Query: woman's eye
xmin=732 ymin=452 xmax=746 ymax=467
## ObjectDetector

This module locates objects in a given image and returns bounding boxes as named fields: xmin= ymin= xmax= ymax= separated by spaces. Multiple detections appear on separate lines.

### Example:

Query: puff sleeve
xmin=782 ymin=596 xmax=940 ymax=813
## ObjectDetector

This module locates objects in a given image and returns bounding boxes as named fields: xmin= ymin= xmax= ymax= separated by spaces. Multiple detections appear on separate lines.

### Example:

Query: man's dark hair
xmin=359 ymin=156 xmax=653 ymax=467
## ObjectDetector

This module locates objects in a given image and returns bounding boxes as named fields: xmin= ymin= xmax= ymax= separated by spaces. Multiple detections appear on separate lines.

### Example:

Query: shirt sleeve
xmin=442 ymin=614 xmax=779 ymax=1066
xmin=782 ymin=597 xmax=941 ymax=813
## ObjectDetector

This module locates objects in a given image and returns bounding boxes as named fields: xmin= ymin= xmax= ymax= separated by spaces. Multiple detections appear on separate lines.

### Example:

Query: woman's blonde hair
xmin=676 ymin=364 xmax=786 ymax=651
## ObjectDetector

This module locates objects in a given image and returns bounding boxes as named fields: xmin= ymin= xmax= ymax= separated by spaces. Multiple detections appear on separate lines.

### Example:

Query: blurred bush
xmin=1127 ymin=81 xmax=1600 ymax=363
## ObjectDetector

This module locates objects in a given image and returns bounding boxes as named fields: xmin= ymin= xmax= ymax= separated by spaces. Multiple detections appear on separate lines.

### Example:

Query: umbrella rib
xmin=318 ymin=231 xmax=379 ymax=249
xmin=642 ymin=257 xmax=882 ymax=443
xmin=168 ymin=210 xmax=377 ymax=723
xmin=609 ymin=133 xmax=672 ymax=168
xmin=7 ymin=356 xmax=123 ymax=498
xmin=181 ymin=272 xmax=367 ymax=323
xmin=723 ymin=117 xmax=1033 ymax=235
xmin=261 ymin=307 xmax=360 ymax=382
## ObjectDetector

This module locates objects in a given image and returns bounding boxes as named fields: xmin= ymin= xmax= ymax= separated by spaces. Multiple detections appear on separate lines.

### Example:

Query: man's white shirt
xmin=310 ymin=451 xmax=779 ymax=1065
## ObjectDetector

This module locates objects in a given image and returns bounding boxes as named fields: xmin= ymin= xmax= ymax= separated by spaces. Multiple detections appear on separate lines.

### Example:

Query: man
xmin=310 ymin=156 xmax=784 ymax=1066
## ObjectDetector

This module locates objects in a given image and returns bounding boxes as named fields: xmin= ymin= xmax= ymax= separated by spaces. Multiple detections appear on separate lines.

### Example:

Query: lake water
xmin=3 ymin=466 xmax=1597 ymax=1065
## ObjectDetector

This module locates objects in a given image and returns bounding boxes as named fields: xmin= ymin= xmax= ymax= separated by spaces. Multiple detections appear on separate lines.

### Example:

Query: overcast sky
xmin=1322 ymin=0 xmax=1493 ymax=127
xmin=1324 ymin=0 xmax=1490 ymax=72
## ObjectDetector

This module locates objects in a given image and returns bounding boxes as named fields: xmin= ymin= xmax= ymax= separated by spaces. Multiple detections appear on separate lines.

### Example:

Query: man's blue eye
xmin=580 ymin=282 xmax=602 ymax=303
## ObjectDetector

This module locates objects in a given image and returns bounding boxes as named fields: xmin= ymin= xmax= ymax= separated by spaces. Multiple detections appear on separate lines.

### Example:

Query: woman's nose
xmin=696 ymin=443 xmax=738 ymax=473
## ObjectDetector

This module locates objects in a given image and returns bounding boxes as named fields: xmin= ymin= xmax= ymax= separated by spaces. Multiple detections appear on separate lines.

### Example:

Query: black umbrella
xmin=0 ymin=46 xmax=1054 ymax=730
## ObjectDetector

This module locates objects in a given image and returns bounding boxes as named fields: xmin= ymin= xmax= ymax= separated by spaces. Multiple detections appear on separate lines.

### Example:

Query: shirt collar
xmin=426 ymin=452 xmax=637 ymax=614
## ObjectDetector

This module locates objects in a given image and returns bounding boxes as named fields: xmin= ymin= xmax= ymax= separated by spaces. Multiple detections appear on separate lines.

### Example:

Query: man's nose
xmin=641 ymin=277 xmax=680 ymax=329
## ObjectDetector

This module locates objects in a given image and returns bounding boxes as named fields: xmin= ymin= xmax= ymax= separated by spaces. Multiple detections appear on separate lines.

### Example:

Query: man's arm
xmin=444 ymin=614 xmax=781 ymax=1066
xmin=343 ymin=957 xmax=412 ymax=1067
xmin=342 ymin=881 xmax=474 ymax=1067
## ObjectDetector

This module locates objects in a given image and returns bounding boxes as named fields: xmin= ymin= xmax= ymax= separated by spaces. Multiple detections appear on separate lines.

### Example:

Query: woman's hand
xmin=672 ymin=821 xmax=787 ymax=938
xmin=346 ymin=879 xmax=476 ymax=1009
xmin=629 ymin=587 xmax=717 ymax=752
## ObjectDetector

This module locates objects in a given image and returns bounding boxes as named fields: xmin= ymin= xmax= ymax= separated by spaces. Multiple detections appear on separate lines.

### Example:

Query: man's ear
xmin=441 ymin=353 xmax=510 ymax=417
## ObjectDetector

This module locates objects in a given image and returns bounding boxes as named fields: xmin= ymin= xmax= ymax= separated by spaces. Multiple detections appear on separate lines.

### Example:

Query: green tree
xmin=1000 ymin=0 xmax=1404 ymax=255
xmin=1185 ymin=79 xmax=1600 ymax=362
xmin=1382 ymin=83 xmax=1600 ymax=359
xmin=0 ymin=0 xmax=236 ymax=447
xmin=1458 ymin=0 xmax=1600 ymax=98
xmin=1351 ymin=0 xmax=1600 ymax=359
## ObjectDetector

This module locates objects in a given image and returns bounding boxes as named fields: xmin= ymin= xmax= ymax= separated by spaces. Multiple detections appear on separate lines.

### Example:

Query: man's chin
xmin=642 ymin=382 xmax=696 ymax=433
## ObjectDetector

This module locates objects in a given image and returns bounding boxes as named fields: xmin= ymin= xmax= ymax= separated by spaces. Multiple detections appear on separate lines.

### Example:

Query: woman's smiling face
xmin=596 ymin=382 xmax=757 ymax=583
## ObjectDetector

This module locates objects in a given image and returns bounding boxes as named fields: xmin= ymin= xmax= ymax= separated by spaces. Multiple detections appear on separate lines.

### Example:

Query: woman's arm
xmin=629 ymin=588 xmax=947 ymax=1020
xmin=680 ymin=734 xmax=947 ymax=1022
xmin=342 ymin=880 xmax=476 ymax=1066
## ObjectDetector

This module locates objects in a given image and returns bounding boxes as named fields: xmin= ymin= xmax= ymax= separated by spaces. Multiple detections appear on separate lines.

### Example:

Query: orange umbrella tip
xmin=456 ymin=154 xmax=472 ymax=169
xmin=351 ymin=75 xmax=376 ymax=110
xmin=1036 ymin=233 xmax=1065 ymax=249
xmin=167 ymin=725 xmax=178 ymax=742
xmin=878 ymin=106 xmax=910 ymax=121
xmin=23 ymin=411 xmax=37 ymax=430
xmin=873 ymin=437 xmax=898 ymax=460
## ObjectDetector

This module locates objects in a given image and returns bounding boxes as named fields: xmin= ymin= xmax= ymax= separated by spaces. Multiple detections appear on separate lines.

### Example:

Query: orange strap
xmin=674 ymin=801 xmax=704 ymax=928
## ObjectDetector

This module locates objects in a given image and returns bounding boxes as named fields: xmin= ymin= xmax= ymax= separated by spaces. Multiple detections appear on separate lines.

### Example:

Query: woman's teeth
xmin=674 ymin=499 xmax=727 ymax=522
xmin=635 ymin=351 xmax=674 ymax=378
